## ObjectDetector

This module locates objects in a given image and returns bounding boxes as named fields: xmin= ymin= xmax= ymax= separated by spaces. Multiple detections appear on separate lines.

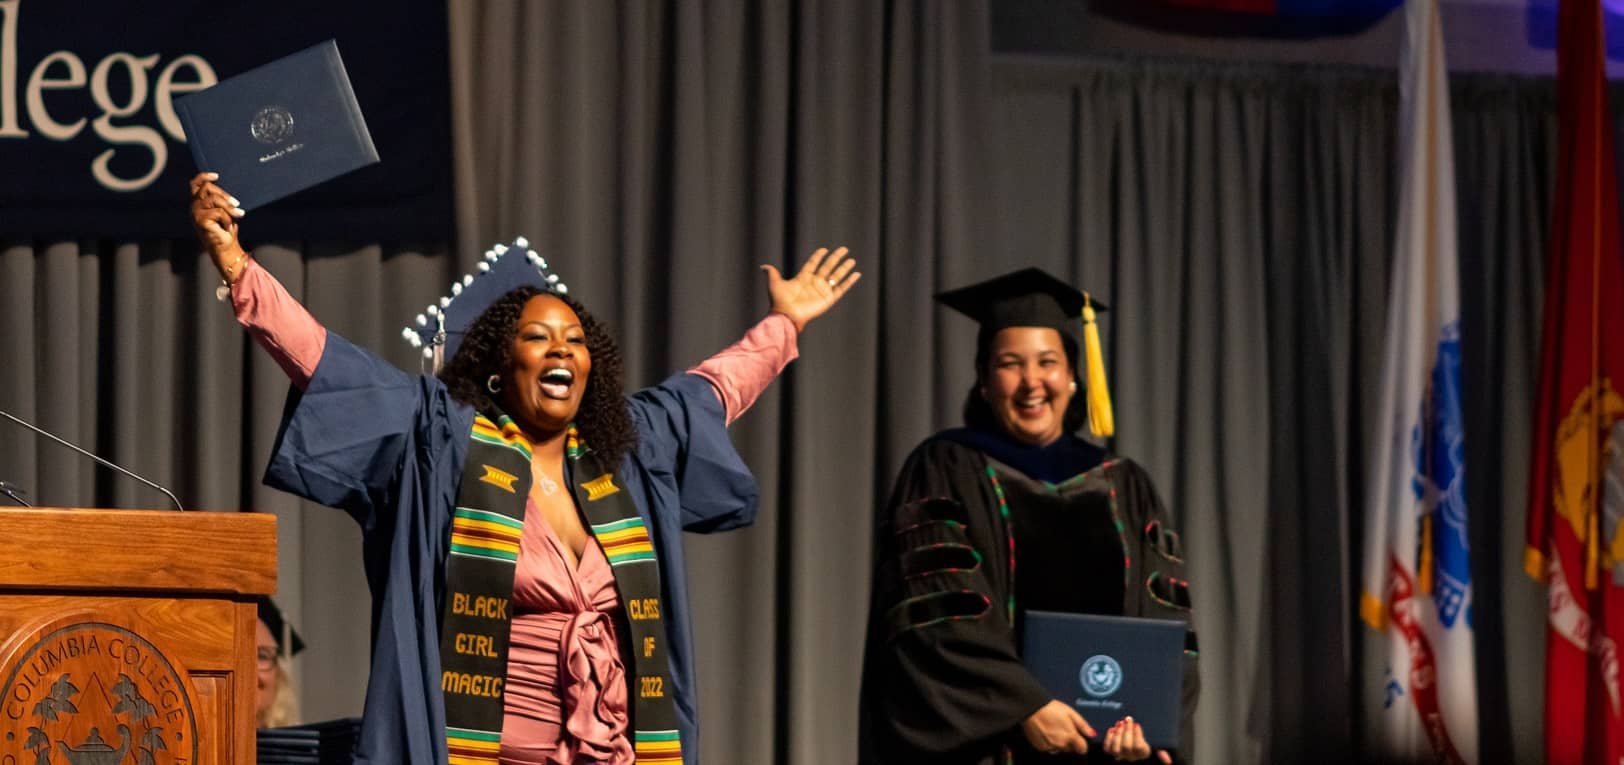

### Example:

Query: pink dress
xmin=499 ymin=497 xmax=633 ymax=764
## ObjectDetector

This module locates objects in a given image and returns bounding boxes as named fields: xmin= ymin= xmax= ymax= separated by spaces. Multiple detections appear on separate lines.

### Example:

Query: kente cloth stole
xmin=438 ymin=412 xmax=683 ymax=765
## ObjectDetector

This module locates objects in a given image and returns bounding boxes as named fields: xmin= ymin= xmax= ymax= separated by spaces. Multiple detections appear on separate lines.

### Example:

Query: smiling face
xmin=499 ymin=294 xmax=593 ymax=437
xmin=980 ymin=326 xmax=1076 ymax=447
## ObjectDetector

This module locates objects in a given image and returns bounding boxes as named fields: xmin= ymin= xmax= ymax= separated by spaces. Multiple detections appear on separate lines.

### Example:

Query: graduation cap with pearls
xmin=935 ymin=267 xmax=1115 ymax=438
xmin=400 ymin=236 xmax=568 ymax=371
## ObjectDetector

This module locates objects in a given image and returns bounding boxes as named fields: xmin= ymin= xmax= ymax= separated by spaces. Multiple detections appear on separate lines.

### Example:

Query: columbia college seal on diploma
xmin=0 ymin=622 xmax=198 ymax=764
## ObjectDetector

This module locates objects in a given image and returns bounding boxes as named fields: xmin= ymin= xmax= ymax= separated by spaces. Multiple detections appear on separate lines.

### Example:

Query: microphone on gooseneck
xmin=0 ymin=480 xmax=31 ymax=507
xmin=0 ymin=408 xmax=187 ymax=511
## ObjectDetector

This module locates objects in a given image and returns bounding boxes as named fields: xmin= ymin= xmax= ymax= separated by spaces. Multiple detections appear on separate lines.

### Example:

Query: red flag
xmin=1525 ymin=0 xmax=1624 ymax=763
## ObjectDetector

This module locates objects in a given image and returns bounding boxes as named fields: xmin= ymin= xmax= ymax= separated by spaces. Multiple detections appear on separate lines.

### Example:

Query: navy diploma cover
xmin=174 ymin=40 xmax=378 ymax=211
xmin=1021 ymin=610 xmax=1184 ymax=749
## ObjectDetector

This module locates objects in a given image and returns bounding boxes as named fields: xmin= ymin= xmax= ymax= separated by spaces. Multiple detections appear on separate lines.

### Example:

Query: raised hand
xmin=188 ymin=172 xmax=247 ymax=283
xmin=762 ymin=246 xmax=860 ymax=332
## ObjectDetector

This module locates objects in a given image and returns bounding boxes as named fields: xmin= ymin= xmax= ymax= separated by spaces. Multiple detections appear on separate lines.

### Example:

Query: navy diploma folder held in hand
xmin=174 ymin=40 xmax=379 ymax=210
xmin=1022 ymin=610 xmax=1184 ymax=749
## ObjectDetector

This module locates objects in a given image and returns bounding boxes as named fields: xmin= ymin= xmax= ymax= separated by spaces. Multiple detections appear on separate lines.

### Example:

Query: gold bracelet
xmin=215 ymin=249 xmax=250 ymax=302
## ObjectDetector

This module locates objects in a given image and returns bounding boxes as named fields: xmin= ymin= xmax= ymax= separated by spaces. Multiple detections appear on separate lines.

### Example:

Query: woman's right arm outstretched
xmin=191 ymin=173 xmax=447 ymax=526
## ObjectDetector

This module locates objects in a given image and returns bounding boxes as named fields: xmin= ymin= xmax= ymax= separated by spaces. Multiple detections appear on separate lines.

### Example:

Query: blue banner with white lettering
xmin=0 ymin=0 xmax=451 ymax=239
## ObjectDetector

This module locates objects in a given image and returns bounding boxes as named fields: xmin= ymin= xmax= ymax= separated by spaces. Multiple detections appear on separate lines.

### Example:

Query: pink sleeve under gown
xmin=500 ymin=496 xmax=635 ymax=765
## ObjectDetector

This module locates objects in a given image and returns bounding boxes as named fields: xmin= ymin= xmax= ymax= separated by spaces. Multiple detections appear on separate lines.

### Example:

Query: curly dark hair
xmin=961 ymin=328 xmax=1087 ymax=436
xmin=439 ymin=286 xmax=637 ymax=466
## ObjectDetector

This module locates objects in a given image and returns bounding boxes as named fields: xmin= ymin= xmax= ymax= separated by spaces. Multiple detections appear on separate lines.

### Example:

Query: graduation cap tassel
xmin=1081 ymin=292 xmax=1114 ymax=439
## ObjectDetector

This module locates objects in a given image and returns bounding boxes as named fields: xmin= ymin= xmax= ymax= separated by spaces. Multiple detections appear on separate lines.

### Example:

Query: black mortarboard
xmin=933 ymin=267 xmax=1107 ymax=341
xmin=935 ymin=267 xmax=1116 ymax=438
xmin=257 ymin=595 xmax=306 ymax=657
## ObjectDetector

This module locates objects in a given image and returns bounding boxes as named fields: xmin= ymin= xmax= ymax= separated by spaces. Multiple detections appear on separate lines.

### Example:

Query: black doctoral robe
xmin=859 ymin=428 xmax=1200 ymax=765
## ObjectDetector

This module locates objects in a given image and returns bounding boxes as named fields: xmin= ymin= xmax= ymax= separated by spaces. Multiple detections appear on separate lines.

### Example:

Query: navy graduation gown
xmin=265 ymin=333 xmax=757 ymax=765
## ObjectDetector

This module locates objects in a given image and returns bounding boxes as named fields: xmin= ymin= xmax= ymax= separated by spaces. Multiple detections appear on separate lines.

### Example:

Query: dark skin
xmin=506 ymin=294 xmax=594 ymax=567
xmin=189 ymin=172 xmax=862 ymax=567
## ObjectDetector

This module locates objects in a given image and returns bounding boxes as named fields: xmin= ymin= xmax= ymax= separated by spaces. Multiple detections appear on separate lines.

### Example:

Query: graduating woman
xmin=860 ymin=269 xmax=1198 ymax=764
xmin=191 ymin=173 xmax=860 ymax=764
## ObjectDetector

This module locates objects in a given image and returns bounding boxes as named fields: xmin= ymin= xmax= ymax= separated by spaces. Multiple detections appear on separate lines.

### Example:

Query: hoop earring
xmin=487 ymin=375 xmax=503 ymax=395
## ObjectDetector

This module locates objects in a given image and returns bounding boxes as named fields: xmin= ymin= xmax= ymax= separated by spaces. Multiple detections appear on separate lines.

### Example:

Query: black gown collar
xmin=938 ymin=426 xmax=1106 ymax=484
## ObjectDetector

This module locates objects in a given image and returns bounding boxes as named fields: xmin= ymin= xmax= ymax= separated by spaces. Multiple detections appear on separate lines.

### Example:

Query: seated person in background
xmin=257 ymin=595 xmax=304 ymax=729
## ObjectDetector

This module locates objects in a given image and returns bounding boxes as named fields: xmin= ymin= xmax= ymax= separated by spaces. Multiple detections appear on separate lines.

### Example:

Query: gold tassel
xmin=1081 ymin=292 xmax=1114 ymax=438
xmin=1418 ymin=514 xmax=1435 ymax=594
xmin=1359 ymin=592 xmax=1386 ymax=631
xmin=1524 ymin=544 xmax=1547 ymax=583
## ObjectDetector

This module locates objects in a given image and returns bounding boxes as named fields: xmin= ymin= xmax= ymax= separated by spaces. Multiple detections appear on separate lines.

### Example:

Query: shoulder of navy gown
xmin=627 ymin=371 xmax=760 ymax=534
xmin=264 ymin=331 xmax=474 ymax=531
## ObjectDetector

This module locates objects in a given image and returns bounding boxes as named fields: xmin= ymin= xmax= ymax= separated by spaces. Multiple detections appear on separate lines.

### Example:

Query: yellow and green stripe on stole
xmin=450 ymin=507 xmax=523 ymax=562
xmin=446 ymin=727 xmax=501 ymax=765
xmin=591 ymin=516 xmax=657 ymax=566
xmin=634 ymin=729 xmax=683 ymax=763
xmin=453 ymin=416 xmax=530 ymax=562
xmin=471 ymin=413 xmax=534 ymax=461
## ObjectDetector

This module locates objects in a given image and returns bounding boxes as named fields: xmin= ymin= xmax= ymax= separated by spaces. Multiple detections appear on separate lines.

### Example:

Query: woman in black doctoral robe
xmin=860 ymin=269 xmax=1199 ymax=765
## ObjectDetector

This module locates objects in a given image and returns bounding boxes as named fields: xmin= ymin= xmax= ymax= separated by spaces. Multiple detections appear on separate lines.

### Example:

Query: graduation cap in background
xmin=935 ymin=267 xmax=1115 ymax=438
xmin=257 ymin=595 xmax=306 ymax=657
xmin=401 ymin=236 xmax=569 ymax=371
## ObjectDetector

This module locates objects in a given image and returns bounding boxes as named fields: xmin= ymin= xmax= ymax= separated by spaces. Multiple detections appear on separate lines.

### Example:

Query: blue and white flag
xmin=1357 ymin=1 xmax=1477 ymax=762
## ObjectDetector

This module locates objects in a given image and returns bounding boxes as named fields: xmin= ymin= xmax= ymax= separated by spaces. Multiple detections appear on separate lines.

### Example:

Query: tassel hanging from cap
xmin=1081 ymin=292 xmax=1114 ymax=439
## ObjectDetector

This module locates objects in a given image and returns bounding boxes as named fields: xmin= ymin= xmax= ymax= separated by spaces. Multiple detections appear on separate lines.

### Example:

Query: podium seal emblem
xmin=0 ymin=622 xmax=198 ymax=764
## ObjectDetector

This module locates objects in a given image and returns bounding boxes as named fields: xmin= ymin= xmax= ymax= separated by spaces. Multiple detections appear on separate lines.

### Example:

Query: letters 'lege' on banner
xmin=1357 ymin=1 xmax=1477 ymax=763
xmin=0 ymin=0 xmax=450 ymax=240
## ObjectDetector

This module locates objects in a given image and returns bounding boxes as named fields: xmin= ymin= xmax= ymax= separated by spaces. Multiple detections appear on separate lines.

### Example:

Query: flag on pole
xmin=1357 ymin=1 xmax=1477 ymax=762
xmin=1524 ymin=0 xmax=1624 ymax=761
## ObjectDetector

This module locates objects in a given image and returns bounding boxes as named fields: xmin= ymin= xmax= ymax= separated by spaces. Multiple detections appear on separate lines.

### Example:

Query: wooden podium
xmin=0 ymin=508 xmax=276 ymax=764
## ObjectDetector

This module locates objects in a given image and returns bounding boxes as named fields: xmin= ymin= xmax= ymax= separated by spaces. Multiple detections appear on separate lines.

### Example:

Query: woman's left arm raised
xmin=688 ymin=246 xmax=860 ymax=423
